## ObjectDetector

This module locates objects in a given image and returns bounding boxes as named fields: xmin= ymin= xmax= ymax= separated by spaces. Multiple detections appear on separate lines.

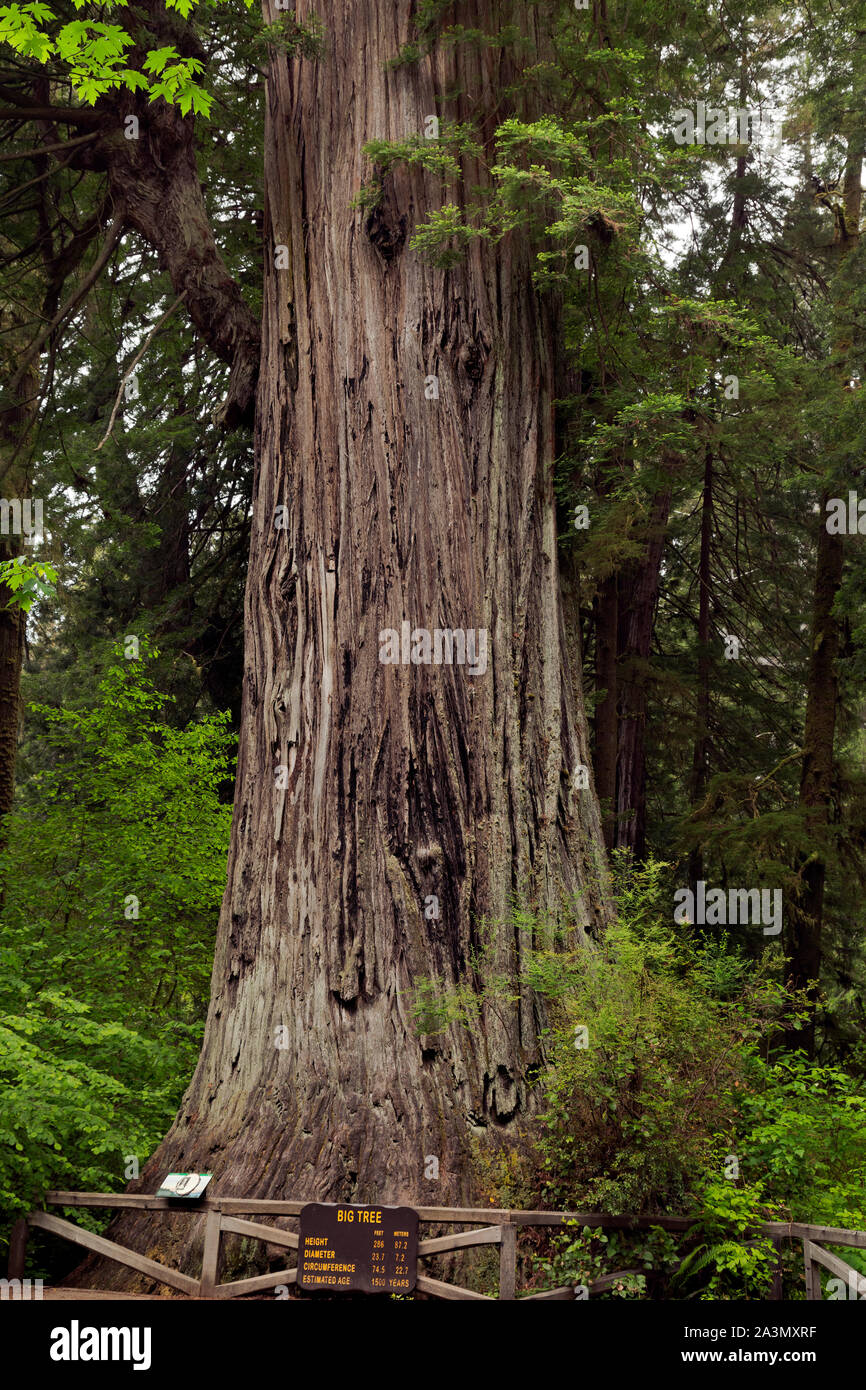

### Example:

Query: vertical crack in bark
xmin=70 ymin=1 xmax=612 ymax=1289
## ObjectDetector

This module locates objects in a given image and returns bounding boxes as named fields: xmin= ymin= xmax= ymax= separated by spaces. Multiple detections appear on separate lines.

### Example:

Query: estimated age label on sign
xmin=297 ymin=1204 xmax=418 ymax=1293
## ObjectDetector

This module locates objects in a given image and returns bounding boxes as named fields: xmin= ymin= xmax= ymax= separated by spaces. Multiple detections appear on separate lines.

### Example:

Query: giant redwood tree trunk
xmin=75 ymin=0 xmax=609 ymax=1286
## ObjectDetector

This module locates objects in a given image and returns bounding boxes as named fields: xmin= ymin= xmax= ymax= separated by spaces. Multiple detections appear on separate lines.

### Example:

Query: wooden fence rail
xmin=803 ymin=1239 xmax=866 ymax=1301
xmin=6 ymin=1192 xmax=866 ymax=1301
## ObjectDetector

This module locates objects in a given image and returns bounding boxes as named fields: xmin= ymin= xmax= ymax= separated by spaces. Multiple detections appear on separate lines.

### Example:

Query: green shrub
xmin=735 ymin=1053 xmax=866 ymax=1286
xmin=535 ymin=856 xmax=791 ymax=1215
xmin=675 ymin=1178 xmax=781 ymax=1300
xmin=533 ymin=1221 xmax=681 ymax=1299
xmin=0 ymin=642 xmax=233 ymax=1247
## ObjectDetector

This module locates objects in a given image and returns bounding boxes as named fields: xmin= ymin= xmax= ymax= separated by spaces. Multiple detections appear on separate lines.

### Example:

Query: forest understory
xmin=1 ymin=0 xmax=866 ymax=1310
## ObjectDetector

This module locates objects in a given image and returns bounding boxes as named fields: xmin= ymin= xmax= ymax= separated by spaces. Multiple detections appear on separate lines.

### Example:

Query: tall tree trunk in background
xmin=790 ymin=132 xmax=863 ymax=1052
xmin=0 ymin=132 xmax=112 ymax=826
xmin=76 ymin=0 xmax=610 ymax=1286
xmin=687 ymin=445 xmax=713 ymax=894
xmin=0 ymin=535 xmax=24 ymax=823
xmin=615 ymin=484 xmax=672 ymax=860
xmin=141 ymin=424 xmax=194 ymax=627
xmin=0 ymin=314 xmax=36 ymax=825
xmin=793 ymin=519 xmax=843 ymax=1045
xmin=715 ymin=56 xmax=750 ymax=297
xmin=593 ymin=572 xmax=618 ymax=849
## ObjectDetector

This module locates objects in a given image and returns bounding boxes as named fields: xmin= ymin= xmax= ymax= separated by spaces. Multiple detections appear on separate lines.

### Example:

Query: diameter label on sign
xmin=297 ymin=1204 xmax=418 ymax=1294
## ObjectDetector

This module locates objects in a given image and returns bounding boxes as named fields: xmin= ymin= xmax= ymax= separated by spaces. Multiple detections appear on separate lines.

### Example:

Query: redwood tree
xmin=63 ymin=0 xmax=610 ymax=1281
xmin=791 ymin=127 xmax=864 ymax=1050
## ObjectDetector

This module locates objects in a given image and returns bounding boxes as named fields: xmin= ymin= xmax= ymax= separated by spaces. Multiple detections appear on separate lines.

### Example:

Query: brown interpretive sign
xmin=297 ymin=1203 xmax=418 ymax=1294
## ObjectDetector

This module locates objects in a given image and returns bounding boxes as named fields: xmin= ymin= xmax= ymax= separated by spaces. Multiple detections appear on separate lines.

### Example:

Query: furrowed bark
xmin=69 ymin=0 xmax=610 ymax=1289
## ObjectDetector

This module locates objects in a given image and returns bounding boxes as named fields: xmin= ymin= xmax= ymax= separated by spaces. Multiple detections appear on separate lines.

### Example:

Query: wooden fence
xmin=7 ymin=1191 xmax=866 ymax=1300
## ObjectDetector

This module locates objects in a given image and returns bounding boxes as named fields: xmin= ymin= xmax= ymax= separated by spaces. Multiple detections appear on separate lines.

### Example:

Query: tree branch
xmin=97 ymin=291 xmax=188 ymax=449
xmin=0 ymin=104 xmax=101 ymax=128
xmin=10 ymin=216 xmax=125 ymax=397
xmin=0 ymin=131 xmax=99 ymax=162
xmin=100 ymin=95 xmax=260 ymax=426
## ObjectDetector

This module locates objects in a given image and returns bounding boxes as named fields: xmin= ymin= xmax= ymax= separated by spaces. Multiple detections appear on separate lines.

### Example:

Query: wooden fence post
xmin=8 ymin=1218 xmax=28 ymax=1280
xmin=770 ymin=1236 xmax=783 ymax=1299
xmin=200 ymin=1208 xmax=223 ymax=1299
xmin=803 ymin=1239 xmax=819 ymax=1301
xmin=499 ymin=1222 xmax=517 ymax=1301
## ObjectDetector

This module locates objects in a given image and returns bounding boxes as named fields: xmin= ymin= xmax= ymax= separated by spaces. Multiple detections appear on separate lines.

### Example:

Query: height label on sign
xmin=297 ymin=1204 xmax=418 ymax=1294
